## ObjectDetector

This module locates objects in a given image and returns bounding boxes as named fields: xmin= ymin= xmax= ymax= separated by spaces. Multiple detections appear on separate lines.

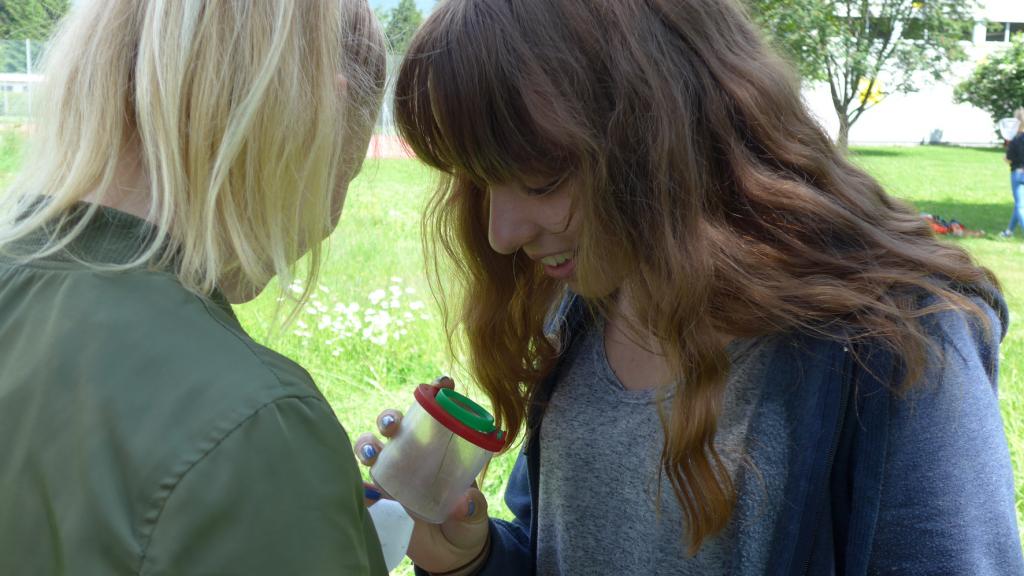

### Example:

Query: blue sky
xmin=372 ymin=0 xmax=436 ymax=14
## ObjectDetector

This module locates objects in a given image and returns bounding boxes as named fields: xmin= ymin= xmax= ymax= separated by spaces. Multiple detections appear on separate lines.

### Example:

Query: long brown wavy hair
xmin=394 ymin=0 xmax=999 ymax=553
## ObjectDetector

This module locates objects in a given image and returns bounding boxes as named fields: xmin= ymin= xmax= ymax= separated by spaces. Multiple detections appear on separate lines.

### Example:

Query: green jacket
xmin=0 ymin=205 xmax=386 ymax=575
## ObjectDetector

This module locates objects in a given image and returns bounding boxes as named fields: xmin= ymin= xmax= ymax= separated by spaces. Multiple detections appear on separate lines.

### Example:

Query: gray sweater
xmin=537 ymin=318 xmax=786 ymax=575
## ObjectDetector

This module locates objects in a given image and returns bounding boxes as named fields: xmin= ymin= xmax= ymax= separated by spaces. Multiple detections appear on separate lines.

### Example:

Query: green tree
xmin=375 ymin=6 xmax=390 ymax=31
xmin=954 ymin=35 xmax=1024 ymax=133
xmin=0 ymin=0 xmax=68 ymax=39
xmin=0 ymin=0 xmax=69 ymax=73
xmin=747 ymin=0 xmax=978 ymax=149
xmin=384 ymin=0 xmax=422 ymax=54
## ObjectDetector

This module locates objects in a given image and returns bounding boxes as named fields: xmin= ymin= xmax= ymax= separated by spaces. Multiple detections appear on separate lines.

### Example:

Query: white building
xmin=804 ymin=0 xmax=1024 ymax=146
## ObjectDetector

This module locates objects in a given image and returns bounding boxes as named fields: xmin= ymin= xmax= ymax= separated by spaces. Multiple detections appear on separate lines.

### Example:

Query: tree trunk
xmin=836 ymin=111 xmax=850 ymax=152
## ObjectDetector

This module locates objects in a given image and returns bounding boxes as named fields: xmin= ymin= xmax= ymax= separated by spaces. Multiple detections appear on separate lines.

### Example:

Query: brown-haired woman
xmin=355 ymin=0 xmax=1024 ymax=574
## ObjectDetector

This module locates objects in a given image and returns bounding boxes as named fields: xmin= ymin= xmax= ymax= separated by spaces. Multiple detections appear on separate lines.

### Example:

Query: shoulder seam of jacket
xmin=134 ymin=293 xmax=328 ymax=574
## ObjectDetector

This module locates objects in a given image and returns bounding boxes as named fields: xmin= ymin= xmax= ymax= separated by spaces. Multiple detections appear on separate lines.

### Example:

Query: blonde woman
xmin=0 ymin=1 xmax=386 ymax=574
xmin=1001 ymin=107 xmax=1024 ymax=238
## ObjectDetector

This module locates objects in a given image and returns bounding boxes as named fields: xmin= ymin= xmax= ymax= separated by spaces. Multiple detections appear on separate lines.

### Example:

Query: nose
xmin=487 ymin=184 xmax=539 ymax=255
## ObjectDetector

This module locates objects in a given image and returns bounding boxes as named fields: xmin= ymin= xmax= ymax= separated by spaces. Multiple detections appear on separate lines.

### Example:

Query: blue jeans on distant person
xmin=1010 ymin=169 xmax=1024 ymax=234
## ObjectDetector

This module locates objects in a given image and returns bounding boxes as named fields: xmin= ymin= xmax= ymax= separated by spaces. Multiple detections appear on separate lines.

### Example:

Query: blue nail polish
xmin=467 ymin=499 xmax=476 ymax=517
xmin=364 ymin=486 xmax=382 ymax=501
xmin=381 ymin=414 xmax=395 ymax=429
xmin=361 ymin=444 xmax=376 ymax=460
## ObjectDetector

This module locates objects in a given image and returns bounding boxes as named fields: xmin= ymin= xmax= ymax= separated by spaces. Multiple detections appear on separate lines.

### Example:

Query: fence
xmin=0 ymin=40 xmax=45 ymax=123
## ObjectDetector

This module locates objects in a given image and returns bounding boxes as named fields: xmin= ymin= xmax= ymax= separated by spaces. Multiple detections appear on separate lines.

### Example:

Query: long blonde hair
xmin=0 ymin=0 xmax=385 ymax=303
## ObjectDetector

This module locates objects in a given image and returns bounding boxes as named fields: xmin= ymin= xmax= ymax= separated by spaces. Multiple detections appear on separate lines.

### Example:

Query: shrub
xmin=955 ymin=35 xmax=1024 ymax=131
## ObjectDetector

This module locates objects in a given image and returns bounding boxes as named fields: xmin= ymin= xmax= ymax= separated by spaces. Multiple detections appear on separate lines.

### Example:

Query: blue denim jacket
xmin=423 ymin=289 xmax=1023 ymax=575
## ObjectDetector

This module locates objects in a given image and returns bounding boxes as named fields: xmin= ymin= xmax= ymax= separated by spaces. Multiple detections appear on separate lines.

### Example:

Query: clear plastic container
xmin=370 ymin=384 xmax=505 ymax=523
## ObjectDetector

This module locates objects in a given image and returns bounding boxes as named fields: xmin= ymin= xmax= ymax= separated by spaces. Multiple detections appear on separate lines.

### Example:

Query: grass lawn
xmin=1 ymin=136 xmax=1020 ymax=571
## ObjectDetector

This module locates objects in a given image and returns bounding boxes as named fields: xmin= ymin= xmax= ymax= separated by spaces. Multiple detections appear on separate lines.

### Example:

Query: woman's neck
xmin=602 ymin=291 xmax=734 ymax=391
xmin=77 ymin=144 xmax=259 ymax=304
xmin=602 ymin=292 xmax=672 ymax=391
xmin=82 ymin=142 xmax=152 ymax=222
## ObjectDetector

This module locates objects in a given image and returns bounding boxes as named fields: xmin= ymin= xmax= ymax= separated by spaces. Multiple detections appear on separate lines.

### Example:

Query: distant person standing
xmin=1001 ymin=107 xmax=1024 ymax=238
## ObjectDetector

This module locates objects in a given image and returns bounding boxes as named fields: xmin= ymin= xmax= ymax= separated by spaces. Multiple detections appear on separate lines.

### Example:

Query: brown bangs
xmin=393 ymin=0 xmax=579 ymax=184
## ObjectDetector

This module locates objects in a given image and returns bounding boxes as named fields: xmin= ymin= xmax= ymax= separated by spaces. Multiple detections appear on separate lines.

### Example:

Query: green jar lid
xmin=435 ymin=388 xmax=496 ymax=434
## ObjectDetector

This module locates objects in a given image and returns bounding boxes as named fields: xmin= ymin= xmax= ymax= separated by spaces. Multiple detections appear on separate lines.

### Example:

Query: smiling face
xmin=488 ymin=174 xmax=579 ymax=277
xmin=486 ymin=174 xmax=622 ymax=298
xmin=393 ymin=0 xmax=642 ymax=302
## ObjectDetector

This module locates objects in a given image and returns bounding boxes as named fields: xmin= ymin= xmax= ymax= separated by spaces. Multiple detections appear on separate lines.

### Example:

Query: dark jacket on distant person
xmin=1006 ymin=133 xmax=1024 ymax=170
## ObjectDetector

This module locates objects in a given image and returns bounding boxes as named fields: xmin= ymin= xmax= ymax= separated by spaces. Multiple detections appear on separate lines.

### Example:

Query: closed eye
xmin=525 ymin=174 xmax=567 ymax=196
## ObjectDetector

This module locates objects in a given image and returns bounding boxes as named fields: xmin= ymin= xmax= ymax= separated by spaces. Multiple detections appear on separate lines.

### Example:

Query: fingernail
xmin=364 ymin=486 xmax=382 ymax=501
xmin=467 ymin=498 xmax=476 ymax=517
xmin=380 ymin=414 xmax=395 ymax=429
xmin=360 ymin=444 xmax=376 ymax=460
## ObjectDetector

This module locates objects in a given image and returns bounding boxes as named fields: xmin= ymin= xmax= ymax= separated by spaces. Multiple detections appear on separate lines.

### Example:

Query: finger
xmin=439 ymin=486 xmax=490 ymax=548
xmin=433 ymin=375 xmax=455 ymax=390
xmin=377 ymin=409 xmax=403 ymax=438
xmin=405 ymin=487 xmax=490 ymax=572
xmin=363 ymin=482 xmax=383 ymax=507
xmin=446 ymin=486 xmax=488 ymax=523
xmin=353 ymin=433 xmax=384 ymax=466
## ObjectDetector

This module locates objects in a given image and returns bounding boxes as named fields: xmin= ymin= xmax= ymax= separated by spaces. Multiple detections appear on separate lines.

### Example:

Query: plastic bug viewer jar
xmin=370 ymin=384 xmax=506 ymax=523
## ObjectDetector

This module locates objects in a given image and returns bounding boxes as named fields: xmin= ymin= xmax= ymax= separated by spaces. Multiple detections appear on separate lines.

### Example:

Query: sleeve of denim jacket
xmin=476 ymin=450 xmax=535 ymax=575
xmin=139 ymin=396 xmax=387 ymax=576
xmin=867 ymin=302 xmax=1024 ymax=575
